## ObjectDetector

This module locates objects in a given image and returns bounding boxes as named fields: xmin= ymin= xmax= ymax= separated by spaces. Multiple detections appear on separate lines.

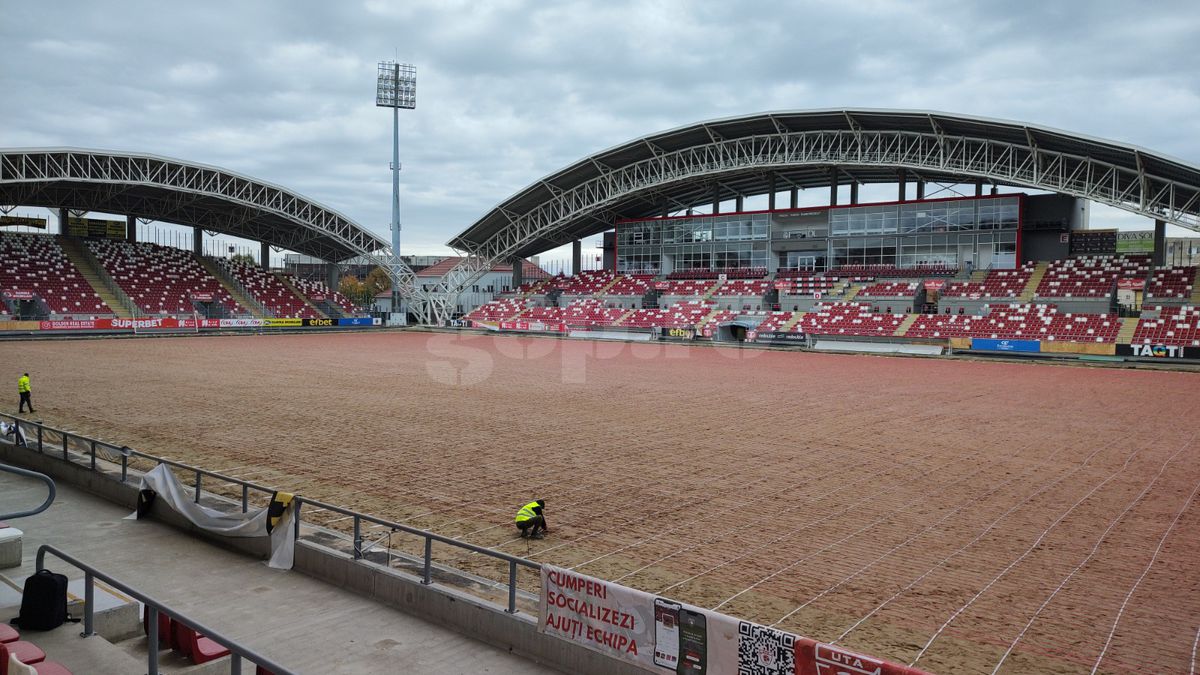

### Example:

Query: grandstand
xmin=5 ymin=107 xmax=1200 ymax=675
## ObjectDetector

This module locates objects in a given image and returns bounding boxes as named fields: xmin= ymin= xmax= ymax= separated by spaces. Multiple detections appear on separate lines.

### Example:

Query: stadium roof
xmin=0 ymin=147 xmax=388 ymax=264
xmin=449 ymin=108 xmax=1200 ymax=260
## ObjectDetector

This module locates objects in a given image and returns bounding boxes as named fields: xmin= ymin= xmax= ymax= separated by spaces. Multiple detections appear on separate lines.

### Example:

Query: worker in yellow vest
xmin=514 ymin=499 xmax=549 ymax=539
xmin=17 ymin=373 xmax=34 ymax=414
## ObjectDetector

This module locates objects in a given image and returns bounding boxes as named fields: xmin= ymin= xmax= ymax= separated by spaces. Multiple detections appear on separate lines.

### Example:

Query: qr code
xmin=737 ymin=621 xmax=796 ymax=675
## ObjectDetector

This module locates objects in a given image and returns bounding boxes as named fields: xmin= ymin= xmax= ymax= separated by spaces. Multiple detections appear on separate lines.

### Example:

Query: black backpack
xmin=12 ymin=569 xmax=70 ymax=630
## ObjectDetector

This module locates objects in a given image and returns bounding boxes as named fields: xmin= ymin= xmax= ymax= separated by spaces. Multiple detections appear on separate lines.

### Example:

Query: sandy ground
xmin=4 ymin=330 xmax=1199 ymax=674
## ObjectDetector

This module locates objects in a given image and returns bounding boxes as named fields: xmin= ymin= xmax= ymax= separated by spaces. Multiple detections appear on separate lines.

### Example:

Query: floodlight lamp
xmin=376 ymin=61 xmax=416 ymax=109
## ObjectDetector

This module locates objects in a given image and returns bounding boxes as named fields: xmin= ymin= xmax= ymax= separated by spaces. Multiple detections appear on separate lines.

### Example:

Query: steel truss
xmin=425 ymin=128 xmax=1200 ymax=323
xmin=0 ymin=148 xmax=431 ymax=319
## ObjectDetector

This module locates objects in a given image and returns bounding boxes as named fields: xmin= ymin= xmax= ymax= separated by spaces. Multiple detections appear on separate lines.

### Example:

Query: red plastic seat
xmin=1 ymin=640 xmax=45 ymax=665
xmin=0 ymin=624 xmax=17 ymax=643
xmin=142 ymin=606 xmax=172 ymax=648
xmin=171 ymin=620 xmax=230 ymax=665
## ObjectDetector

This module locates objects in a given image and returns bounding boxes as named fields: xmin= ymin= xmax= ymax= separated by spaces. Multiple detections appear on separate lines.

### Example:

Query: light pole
xmin=376 ymin=61 xmax=416 ymax=314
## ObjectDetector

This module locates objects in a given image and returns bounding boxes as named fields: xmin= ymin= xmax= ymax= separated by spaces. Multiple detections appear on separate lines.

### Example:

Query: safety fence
xmin=0 ymin=412 xmax=931 ymax=675
xmin=36 ymin=544 xmax=294 ymax=675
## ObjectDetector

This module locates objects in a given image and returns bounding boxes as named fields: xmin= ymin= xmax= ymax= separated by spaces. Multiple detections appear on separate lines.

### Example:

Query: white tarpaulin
xmin=129 ymin=464 xmax=295 ymax=569
xmin=540 ymin=565 xmax=794 ymax=674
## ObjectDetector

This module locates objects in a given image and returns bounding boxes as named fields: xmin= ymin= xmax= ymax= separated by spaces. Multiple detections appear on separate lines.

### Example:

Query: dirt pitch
xmin=6 ymin=331 xmax=1200 ymax=674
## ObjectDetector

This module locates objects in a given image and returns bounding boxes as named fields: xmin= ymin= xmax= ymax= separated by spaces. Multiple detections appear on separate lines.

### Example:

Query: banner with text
xmin=66 ymin=216 xmax=126 ymax=240
xmin=1116 ymin=343 xmax=1200 ymax=359
xmin=971 ymin=338 xmax=1041 ymax=353
xmin=0 ymin=216 xmax=48 ymax=229
xmin=541 ymin=565 xmax=799 ymax=674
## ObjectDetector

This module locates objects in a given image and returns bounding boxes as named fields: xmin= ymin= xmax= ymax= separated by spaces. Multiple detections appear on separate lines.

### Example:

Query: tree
xmin=230 ymin=253 xmax=257 ymax=266
xmin=364 ymin=266 xmax=392 ymax=296
xmin=338 ymin=275 xmax=374 ymax=308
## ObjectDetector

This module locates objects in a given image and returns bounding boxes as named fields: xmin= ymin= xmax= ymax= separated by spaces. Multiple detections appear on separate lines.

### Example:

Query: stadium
xmin=3 ymin=108 xmax=1200 ymax=674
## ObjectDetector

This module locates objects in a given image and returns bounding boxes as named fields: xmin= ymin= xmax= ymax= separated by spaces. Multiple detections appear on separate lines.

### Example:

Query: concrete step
xmin=842 ymin=284 xmax=865 ymax=301
xmin=57 ymin=237 xmax=135 ymax=318
xmin=594 ymin=276 xmax=622 ymax=296
xmin=780 ymin=311 xmax=806 ymax=332
xmin=274 ymin=272 xmax=329 ymax=319
xmin=893 ymin=313 xmax=920 ymax=337
xmin=970 ymin=269 xmax=988 ymax=282
xmin=0 ymin=601 xmax=144 ymax=675
xmin=1191 ymin=268 xmax=1200 ymax=304
xmin=612 ymin=309 xmax=637 ymax=326
xmin=1019 ymin=262 xmax=1048 ymax=302
xmin=197 ymin=257 xmax=266 ymax=318
xmin=1116 ymin=317 xmax=1140 ymax=344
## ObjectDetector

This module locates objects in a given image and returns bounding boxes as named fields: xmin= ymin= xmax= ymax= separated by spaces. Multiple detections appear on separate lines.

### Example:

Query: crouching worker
xmin=515 ymin=499 xmax=549 ymax=539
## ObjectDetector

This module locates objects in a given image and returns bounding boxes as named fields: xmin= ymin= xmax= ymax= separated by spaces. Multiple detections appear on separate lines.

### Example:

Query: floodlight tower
xmin=376 ymin=61 xmax=416 ymax=312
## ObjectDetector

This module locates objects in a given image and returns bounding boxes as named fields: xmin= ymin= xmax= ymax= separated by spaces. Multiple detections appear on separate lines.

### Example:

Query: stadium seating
xmin=464 ymin=298 xmax=526 ymax=321
xmin=905 ymin=303 xmax=1122 ymax=342
xmin=656 ymin=279 xmax=715 ymax=297
xmin=795 ymin=302 xmax=906 ymax=337
xmin=1035 ymin=255 xmax=1150 ymax=299
xmin=218 ymin=259 xmax=319 ymax=318
xmin=712 ymin=279 xmax=770 ymax=297
xmin=520 ymin=305 xmax=566 ymax=322
xmin=620 ymin=300 xmax=715 ymax=328
xmin=605 ymin=275 xmax=652 ymax=296
xmin=1145 ymin=266 xmax=1195 ymax=299
xmin=941 ymin=265 xmax=1036 ymax=298
xmin=1132 ymin=306 xmax=1200 ymax=346
xmin=0 ymin=233 xmax=110 ymax=316
xmin=561 ymin=299 xmax=627 ymax=326
xmin=753 ymin=311 xmax=800 ymax=332
xmin=87 ymin=241 xmax=241 ymax=316
xmin=286 ymin=276 xmax=359 ymax=316
xmin=0 ymin=633 xmax=73 ymax=674
xmin=857 ymin=281 xmax=918 ymax=297
xmin=829 ymin=263 xmax=957 ymax=277
xmin=553 ymin=270 xmax=614 ymax=295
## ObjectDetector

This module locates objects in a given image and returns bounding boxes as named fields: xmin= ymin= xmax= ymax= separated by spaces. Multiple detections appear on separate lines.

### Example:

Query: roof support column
xmin=850 ymin=182 xmax=860 ymax=205
xmin=975 ymin=180 xmax=984 ymax=197
xmin=767 ymin=175 xmax=776 ymax=211
xmin=572 ymin=240 xmax=582 ymax=275
xmin=260 ymin=242 xmax=270 ymax=269
xmin=58 ymin=208 xmax=70 ymax=237
xmin=1154 ymin=219 xmax=1167 ymax=266
xmin=126 ymin=215 xmax=137 ymax=243
xmin=511 ymin=255 xmax=524 ymax=291
xmin=192 ymin=227 xmax=203 ymax=256
xmin=735 ymin=195 xmax=744 ymax=212
xmin=898 ymin=169 xmax=907 ymax=202
xmin=916 ymin=180 xmax=926 ymax=200
xmin=327 ymin=262 xmax=339 ymax=291
xmin=790 ymin=187 xmax=798 ymax=209
xmin=829 ymin=167 xmax=838 ymax=206
xmin=712 ymin=185 xmax=721 ymax=214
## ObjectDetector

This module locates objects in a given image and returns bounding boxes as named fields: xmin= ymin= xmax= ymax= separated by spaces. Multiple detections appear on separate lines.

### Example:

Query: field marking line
xmin=768 ymin=437 xmax=1054 ymax=628
xmin=909 ymin=429 xmax=1164 ymax=667
xmin=1086 ymin=468 xmax=1200 ymax=674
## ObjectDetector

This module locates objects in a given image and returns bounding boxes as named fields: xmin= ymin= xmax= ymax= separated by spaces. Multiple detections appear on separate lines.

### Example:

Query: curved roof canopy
xmin=450 ymin=108 xmax=1200 ymax=262
xmin=0 ymin=148 xmax=388 ymax=263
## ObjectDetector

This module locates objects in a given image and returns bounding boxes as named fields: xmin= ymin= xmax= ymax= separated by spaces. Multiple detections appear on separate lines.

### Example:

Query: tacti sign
xmin=1117 ymin=343 xmax=1195 ymax=359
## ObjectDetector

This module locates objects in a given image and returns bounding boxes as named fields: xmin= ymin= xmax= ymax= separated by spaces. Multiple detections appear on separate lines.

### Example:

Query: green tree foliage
xmin=230 ymin=253 xmax=257 ymax=266
xmin=364 ymin=266 xmax=392 ymax=295
xmin=338 ymin=275 xmax=375 ymax=307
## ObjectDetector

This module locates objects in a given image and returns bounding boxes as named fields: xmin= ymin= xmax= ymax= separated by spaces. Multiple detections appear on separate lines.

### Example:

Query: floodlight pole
xmin=377 ymin=60 xmax=415 ymax=316
xmin=390 ymin=69 xmax=401 ymax=313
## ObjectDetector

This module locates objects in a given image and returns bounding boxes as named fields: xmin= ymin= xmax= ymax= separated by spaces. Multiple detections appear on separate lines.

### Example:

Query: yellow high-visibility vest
xmin=515 ymin=501 xmax=540 ymax=523
xmin=17 ymin=376 xmax=30 ymax=393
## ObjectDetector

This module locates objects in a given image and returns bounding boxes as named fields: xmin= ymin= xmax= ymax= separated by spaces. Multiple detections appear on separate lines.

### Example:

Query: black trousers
xmin=18 ymin=391 xmax=32 ymax=412
xmin=517 ymin=515 xmax=545 ymax=535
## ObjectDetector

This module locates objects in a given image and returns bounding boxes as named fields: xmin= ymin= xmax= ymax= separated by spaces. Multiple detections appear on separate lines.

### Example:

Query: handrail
xmin=37 ymin=544 xmax=293 ymax=675
xmin=0 ymin=462 xmax=55 ymax=519
xmin=0 ymin=412 xmax=540 ymax=614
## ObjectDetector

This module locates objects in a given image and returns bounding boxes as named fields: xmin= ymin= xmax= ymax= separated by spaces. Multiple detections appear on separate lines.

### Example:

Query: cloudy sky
xmin=3 ymin=0 xmax=1200 ymax=262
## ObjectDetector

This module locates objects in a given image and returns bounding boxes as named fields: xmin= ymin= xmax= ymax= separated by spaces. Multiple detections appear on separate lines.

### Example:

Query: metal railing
xmin=0 ymin=462 xmax=55 ymax=520
xmin=36 ymin=544 xmax=292 ymax=675
xmin=0 ymin=413 xmax=540 ymax=615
